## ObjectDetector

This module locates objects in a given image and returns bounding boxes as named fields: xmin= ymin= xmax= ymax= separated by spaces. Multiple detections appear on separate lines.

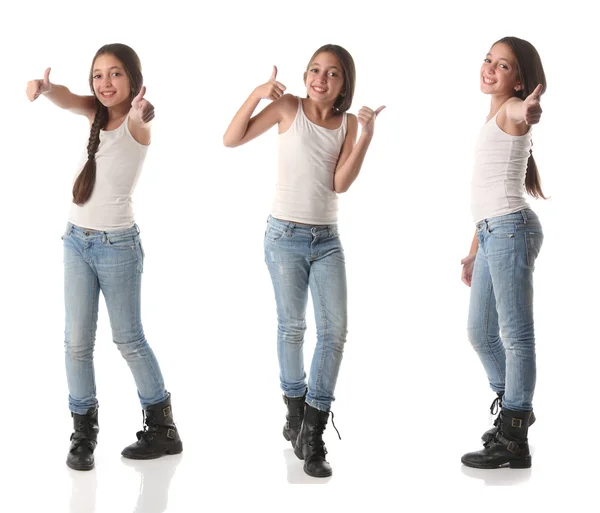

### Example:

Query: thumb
xmin=133 ymin=85 xmax=146 ymax=104
xmin=270 ymin=65 xmax=277 ymax=82
xmin=43 ymin=67 xmax=51 ymax=84
xmin=374 ymin=105 xmax=386 ymax=116
xmin=527 ymin=84 xmax=543 ymax=102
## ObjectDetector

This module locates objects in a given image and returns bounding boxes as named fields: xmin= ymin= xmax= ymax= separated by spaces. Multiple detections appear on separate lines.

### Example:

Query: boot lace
xmin=488 ymin=395 xmax=503 ymax=425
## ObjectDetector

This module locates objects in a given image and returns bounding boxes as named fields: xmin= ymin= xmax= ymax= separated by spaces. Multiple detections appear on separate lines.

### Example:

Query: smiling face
xmin=304 ymin=52 xmax=345 ymax=106
xmin=480 ymin=42 xmax=523 ymax=96
xmin=91 ymin=53 xmax=132 ymax=108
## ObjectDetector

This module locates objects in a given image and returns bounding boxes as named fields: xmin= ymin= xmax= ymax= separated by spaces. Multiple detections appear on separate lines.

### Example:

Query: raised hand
xmin=131 ymin=86 xmax=155 ymax=124
xmin=523 ymin=84 xmax=543 ymax=125
xmin=461 ymin=254 xmax=476 ymax=287
xmin=26 ymin=67 xmax=52 ymax=102
xmin=252 ymin=66 xmax=287 ymax=101
xmin=358 ymin=105 xmax=386 ymax=137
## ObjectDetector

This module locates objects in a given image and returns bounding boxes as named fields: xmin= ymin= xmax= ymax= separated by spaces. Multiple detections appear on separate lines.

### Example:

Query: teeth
xmin=312 ymin=86 xmax=326 ymax=92
xmin=483 ymin=77 xmax=495 ymax=84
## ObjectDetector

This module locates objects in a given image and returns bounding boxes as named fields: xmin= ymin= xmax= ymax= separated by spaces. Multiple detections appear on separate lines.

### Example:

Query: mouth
xmin=311 ymin=85 xmax=328 ymax=94
xmin=99 ymin=91 xmax=117 ymax=98
xmin=482 ymin=76 xmax=496 ymax=85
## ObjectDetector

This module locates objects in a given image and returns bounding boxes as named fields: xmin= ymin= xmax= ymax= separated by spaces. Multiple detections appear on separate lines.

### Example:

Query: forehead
xmin=488 ymin=43 xmax=516 ymax=64
xmin=93 ymin=53 xmax=124 ymax=70
xmin=311 ymin=52 xmax=342 ymax=69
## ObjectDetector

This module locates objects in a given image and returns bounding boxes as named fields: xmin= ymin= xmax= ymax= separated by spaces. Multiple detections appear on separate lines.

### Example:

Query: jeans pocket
xmin=106 ymin=235 xmax=137 ymax=250
xmin=265 ymin=225 xmax=286 ymax=242
xmin=525 ymin=232 xmax=544 ymax=267
xmin=488 ymin=223 xmax=516 ymax=239
xmin=136 ymin=240 xmax=145 ymax=273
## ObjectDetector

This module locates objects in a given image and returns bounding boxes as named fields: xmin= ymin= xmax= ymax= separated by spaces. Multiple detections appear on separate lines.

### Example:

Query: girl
xmin=223 ymin=44 xmax=383 ymax=478
xmin=460 ymin=37 xmax=546 ymax=469
xmin=26 ymin=43 xmax=182 ymax=471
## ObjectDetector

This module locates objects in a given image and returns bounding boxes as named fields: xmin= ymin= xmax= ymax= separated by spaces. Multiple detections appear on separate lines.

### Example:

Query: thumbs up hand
xmin=358 ymin=105 xmax=386 ymax=137
xmin=26 ymin=67 xmax=52 ymax=102
xmin=252 ymin=66 xmax=287 ymax=101
xmin=130 ymin=85 xmax=155 ymax=124
xmin=523 ymin=84 xmax=543 ymax=125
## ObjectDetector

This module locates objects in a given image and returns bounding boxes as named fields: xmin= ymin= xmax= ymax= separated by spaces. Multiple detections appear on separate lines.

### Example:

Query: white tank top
xmin=271 ymin=97 xmax=347 ymax=225
xmin=471 ymin=111 xmax=532 ymax=223
xmin=69 ymin=116 xmax=148 ymax=231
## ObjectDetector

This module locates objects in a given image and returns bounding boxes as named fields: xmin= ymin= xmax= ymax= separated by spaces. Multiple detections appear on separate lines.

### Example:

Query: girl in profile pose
xmin=26 ymin=43 xmax=182 ymax=471
xmin=224 ymin=44 xmax=384 ymax=477
xmin=460 ymin=36 xmax=546 ymax=469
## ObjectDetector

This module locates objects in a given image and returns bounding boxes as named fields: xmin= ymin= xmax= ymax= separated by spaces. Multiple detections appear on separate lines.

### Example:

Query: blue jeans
xmin=63 ymin=223 xmax=168 ymax=415
xmin=264 ymin=216 xmax=348 ymax=412
xmin=467 ymin=209 xmax=543 ymax=411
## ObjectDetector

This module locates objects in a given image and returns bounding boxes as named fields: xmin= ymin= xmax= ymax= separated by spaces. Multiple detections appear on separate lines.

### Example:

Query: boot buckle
xmin=162 ymin=406 xmax=172 ymax=417
xmin=511 ymin=418 xmax=523 ymax=428
xmin=167 ymin=428 xmax=176 ymax=440
xmin=506 ymin=441 xmax=519 ymax=453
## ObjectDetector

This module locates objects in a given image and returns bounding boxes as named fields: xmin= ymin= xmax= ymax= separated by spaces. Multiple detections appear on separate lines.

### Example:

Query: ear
xmin=514 ymin=82 xmax=524 ymax=91
xmin=303 ymin=71 xmax=307 ymax=83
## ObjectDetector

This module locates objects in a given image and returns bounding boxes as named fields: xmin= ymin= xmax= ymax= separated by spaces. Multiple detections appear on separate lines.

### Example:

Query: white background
xmin=1 ymin=0 xmax=598 ymax=511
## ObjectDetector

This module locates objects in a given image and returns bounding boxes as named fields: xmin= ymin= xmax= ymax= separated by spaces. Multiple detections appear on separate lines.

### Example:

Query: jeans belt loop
xmin=521 ymin=209 xmax=528 ymax=224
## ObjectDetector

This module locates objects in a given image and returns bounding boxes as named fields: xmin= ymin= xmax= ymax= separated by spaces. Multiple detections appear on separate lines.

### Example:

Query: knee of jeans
xmin=278 ymin=323 xmax=306 ymax=344
xmin=114 ymin=332 xmax=148 ymax=357
xmin=467 ymin=326 xmax=487 ymax=350
xmin=321 ymin=326 xmax=347 ymax=348
xmin=65 ymin=337 xmax=94 ymax=360
xmin=501 ymin=336 xmax=535 ymax=354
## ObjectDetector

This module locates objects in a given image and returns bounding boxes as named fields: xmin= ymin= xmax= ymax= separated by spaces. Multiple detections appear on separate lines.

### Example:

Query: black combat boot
xmin=462 ymin=408 xmax=533 ymax=469
xmin=121 ymin=394 xmax=183 ymax=459
xmin=294 ymin=404 xmax=339 ymax=478
xmin=67 ymin=407 xmax=99 ymax=471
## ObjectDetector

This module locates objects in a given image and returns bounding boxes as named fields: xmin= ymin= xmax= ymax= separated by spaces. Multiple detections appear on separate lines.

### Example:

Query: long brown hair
xmin=495 ymin=36 xmax=547 ymax=199
xmin=72 ymin=43 xmax=143 ymax=205
xmin=305 ymin=44 xmax=356 ymax=113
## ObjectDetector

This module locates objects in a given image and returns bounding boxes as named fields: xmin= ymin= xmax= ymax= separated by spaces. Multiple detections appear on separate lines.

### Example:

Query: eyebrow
xmin=486 ymin=53 xmax=511 ymax=63
xmin=92 ymin=66 xmax=123 ymax=72
xmin=311 ymin=62 xmax=340 ymax=70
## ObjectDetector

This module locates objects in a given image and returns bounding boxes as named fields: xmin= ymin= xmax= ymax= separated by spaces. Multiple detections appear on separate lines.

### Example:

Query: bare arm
xmin=223 ymin=66 xmax=288 ymax=147
xmin=333 ymin=106 xmax=385 ymax=193
xmin=26 ymin=68 xmax=96 ymax=120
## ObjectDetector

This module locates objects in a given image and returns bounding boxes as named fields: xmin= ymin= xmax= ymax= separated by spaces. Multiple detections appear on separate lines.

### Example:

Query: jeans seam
xmin=483 ymin=271 xmax=504 ymax=382
xmin=312 ymin=263 xmax=328 ymax=400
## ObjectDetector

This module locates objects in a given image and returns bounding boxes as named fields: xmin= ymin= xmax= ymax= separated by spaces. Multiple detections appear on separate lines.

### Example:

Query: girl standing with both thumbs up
xmin=224 ymin=44 xmax=384 ymax=478
xmin=26 ymin=43 xmax=182 ymax=471
xmin=460 ymin=37 xmax=547 ymax=469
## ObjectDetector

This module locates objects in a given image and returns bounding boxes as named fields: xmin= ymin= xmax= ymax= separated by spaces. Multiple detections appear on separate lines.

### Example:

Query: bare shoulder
xmin=346 ymin=112 xmax=358 ymax=125
xmin=279 ymin=94 xmax=298 ymax=116
xmin=345 ymin=112 xmax=358 ymax=137
xmin=277 ymin=94 xmax=300 ymax=133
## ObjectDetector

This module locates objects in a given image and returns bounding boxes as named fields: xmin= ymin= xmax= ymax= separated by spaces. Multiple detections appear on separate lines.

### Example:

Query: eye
xmin=499 ymin=64 xmax=508 ymax=70
xmin=328 ymin=72 xmax=338 ymax=77
xmin=111 ymin=72 xmax=121 ymax=77
xmin=310 ymin=68 xmax=318 ymax=73
xmin=483 ymin=58 xmax=491 ymax=63
xmin=93 ymin=74 xmax=101 ymax=79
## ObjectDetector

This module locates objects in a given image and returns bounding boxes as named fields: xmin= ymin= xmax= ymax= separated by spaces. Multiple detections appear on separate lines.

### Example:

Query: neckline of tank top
xmin=298 ymin=97 xmax=345 ymax=132
xmin=483 ymin=110 xmax=532 ymax=137
xmin=102 ymin=114 xmax=129 ymax=134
